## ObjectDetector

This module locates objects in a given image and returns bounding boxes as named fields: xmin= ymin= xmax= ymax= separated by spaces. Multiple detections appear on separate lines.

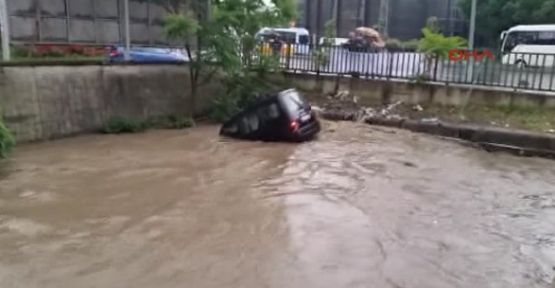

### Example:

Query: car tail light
xmin=289 ymin=120 xmax=299 ymax=132
xmin=107 ymin=46 xmax=120 ymax=57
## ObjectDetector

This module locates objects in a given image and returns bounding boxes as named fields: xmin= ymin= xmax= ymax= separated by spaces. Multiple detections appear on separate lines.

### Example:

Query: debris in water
xmin=421 ymin=117 xmax=439 ymax=124
xmin=334 ymin=90 xmax=351 ymax=101
xmin=403 ymin=161 xmax=417 ymax=168
xmin=413 ymin=105 xmax=424 ymax=112
xmin=380 ymin=101 xmax=403 ymax=116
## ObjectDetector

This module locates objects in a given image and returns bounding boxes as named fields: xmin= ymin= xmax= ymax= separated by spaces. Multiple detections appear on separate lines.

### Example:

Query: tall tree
xmin=459 ymin=0 xmax=555 ymax=47
xmin=165 ymin=0 xmax=297 ymax=119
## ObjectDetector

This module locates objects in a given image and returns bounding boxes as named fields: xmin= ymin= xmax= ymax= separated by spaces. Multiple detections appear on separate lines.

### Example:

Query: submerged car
xmin=220 ymin=89 xmax=321 ymax=142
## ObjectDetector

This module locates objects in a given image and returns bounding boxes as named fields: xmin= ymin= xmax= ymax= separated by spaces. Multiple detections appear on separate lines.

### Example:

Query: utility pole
xmin=335 ymin=0 xmax=342 ymax=37
xmin=0 ymin=0 xmax=10 ymax=61
xmin=316 ymin=0 xmax=322 ymax=42
xmin=468 ymin=0 xmax=477 ymax=81
xmin=379 ymin=0 xmax=389 ymax=35
xmin=123 ymin=0 xmax=131 ymax=61
xmin=468 ymin=0 xmax=477 ymax=51
xmin=446 ymin=0 xmax=453 ymax=36
xmin=305 ymin=0 xmax=313 ymax=42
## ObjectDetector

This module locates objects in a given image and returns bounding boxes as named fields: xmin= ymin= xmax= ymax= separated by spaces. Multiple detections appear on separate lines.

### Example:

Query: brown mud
xmin=1 ymin=122 xmax=554 ymax=288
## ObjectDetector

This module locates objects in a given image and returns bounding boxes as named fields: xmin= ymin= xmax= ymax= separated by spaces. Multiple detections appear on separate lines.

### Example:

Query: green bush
xmin=149 ymin=115 xmax=195 ymax=129
xmin=209 ymin=70 xmax=279 ymax=123
xmin=402 ymin=39 xmax=420 ymax=51
xmin=0 ymin=119 xmax=15 ymax=159
xmin=102 ymin=116 xmax=147 ymax=134
xmin=385 ymin=38 xmax=403 ymax=51
xmin=418 ymin=27 xmax=467 ymax=58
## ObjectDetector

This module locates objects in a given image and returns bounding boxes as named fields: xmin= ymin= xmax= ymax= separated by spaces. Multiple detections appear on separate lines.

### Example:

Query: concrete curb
xmin=321 ymin=111 xmax=555 ymax=159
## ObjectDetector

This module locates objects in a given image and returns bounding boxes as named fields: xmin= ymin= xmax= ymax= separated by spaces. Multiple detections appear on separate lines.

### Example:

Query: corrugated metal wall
xmin=7 ymin=0 xmax=171 ymax=45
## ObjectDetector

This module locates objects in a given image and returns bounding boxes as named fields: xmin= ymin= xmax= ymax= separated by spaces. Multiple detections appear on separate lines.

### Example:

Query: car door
xmin=256 ymin=102 xmax=283 ymax=140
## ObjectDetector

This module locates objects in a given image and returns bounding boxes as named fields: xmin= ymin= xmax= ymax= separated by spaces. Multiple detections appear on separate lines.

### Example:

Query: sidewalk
xmin=317 ymin=99 xmax=555 ymax=159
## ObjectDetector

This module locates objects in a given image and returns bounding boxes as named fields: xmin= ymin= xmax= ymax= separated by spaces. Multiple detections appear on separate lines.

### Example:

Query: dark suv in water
xmin=220 ymin=89 xmax=321 ymax=142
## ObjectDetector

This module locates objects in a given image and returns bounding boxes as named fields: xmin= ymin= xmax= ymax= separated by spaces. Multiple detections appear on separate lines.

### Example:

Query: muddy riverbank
xmin=1 ymin=122 xmax=554 ymax=288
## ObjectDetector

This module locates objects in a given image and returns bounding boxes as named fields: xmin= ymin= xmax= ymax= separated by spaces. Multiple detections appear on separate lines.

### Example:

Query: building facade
xmin=6 ymin=0 xmax=172 ymax=45
xmin=296 ymin=0 xmax=466 ymax=41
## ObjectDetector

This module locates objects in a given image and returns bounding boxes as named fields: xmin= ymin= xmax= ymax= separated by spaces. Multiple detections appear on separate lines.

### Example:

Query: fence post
xmin=316 ymin=43 xmax=320 ymax=76
xmin=286 ymin=44 xmax=292 ymax=70
xmin=433 ymin=55 xmax=439 ymax=82
xmin=387 ymin=51 xmax=394 ymax=80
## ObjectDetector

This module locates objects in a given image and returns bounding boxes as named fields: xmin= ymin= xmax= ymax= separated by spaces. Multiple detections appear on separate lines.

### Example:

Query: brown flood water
xmin=1 ymin=121 xmax=554 ymax=288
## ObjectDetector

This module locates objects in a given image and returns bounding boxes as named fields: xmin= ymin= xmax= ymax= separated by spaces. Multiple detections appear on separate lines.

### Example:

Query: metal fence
xmin=272 ymin=45 xmax=555 ymax=92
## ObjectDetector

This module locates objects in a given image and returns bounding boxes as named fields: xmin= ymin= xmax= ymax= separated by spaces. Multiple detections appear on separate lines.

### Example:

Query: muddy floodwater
xmin=1 ymin=121 xmax=554 ymax=288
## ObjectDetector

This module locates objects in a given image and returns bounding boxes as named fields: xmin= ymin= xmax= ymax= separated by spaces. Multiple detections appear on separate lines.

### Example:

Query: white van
xmin=256 ymin=27 xmax=311 ymax=55
xmin=500 ymin=24 xmax=555 ymax=67
xmin=319 ymin=37 xmax=349 ymax=46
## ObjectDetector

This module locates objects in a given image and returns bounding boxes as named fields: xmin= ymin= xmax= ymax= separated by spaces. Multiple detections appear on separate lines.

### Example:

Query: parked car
xmin=106 ymin=45 xmax=188 ymax=63
xmin=220 ymin=89 xmax=321 ymax=142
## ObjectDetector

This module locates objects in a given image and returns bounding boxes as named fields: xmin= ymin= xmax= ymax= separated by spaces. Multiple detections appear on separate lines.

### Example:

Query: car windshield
xmin=504 ymin=31 xmax=555 ymax=52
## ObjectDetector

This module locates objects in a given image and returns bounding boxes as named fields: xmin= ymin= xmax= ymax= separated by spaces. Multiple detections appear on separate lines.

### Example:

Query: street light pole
xmin=446 ymin=0 xmax=453 ymax=36
xmin=468 ymin=0 xmax=477 ymax=51
xmin=467 ymin=0 xmax=477 ymax=82
xmin=0 ymin=0 xmax=11 ymax=61
xmin=123 ymin=0 xmax=131 ymax=61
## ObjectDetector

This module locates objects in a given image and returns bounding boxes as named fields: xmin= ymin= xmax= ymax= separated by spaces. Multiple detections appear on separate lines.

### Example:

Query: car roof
xmin=508 ymin=25 xmax=555 ymax=32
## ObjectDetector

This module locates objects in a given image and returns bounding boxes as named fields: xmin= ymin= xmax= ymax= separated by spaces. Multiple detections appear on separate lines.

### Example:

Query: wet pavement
xmin=1 ymin=121 xmax=554 ymax=288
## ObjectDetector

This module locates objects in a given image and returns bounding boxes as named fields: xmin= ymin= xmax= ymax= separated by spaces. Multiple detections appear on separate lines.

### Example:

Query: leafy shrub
xmin=209 ymin=69 xmax=284 ymax=123
xmin=402 ymin=39 xmax=420 ymax=51
xmin=102 ymin=116 xmax=147 ymax=134
xmin=409 ymin=73 xmax=431 ymax=84
xmin=386 ymin=38 xmax=403 ymax=51
xmin=0 ymin=119 xmax=15 ymax=159
xmin=149 ymin=115 xmax=195 ymax=129
xmin=418 ymin=27 xmax=467 ymax=58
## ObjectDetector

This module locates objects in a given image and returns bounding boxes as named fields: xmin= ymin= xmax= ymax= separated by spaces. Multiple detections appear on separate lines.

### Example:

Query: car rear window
xmin=282 ymin=92 xmax=308 ymax=116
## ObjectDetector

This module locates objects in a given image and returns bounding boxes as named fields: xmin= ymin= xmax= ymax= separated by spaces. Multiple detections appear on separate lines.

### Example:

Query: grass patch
xmin=102 ymin=114 xmax=195 ymax=134
xmin=102 ymin=117 xmax=147 ymax=134
xmin=402 ymin=104 xmax=555 ymax=133
xmin=148 ymin=115 xmax=195 ymax=129
xmin=0 ymin=119 xmax=16 ymax=159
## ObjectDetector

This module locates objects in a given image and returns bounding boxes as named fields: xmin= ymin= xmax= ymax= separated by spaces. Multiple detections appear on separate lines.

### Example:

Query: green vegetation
xmin=402 ymin=39 xmax=420 ymax=51
xmin=385 ymin=38 xmax=420 ymax=52
xmin=314 ymin=19 xmax=336 ymax=68
xmin=385 ymin=38 xmax=402 ymax=51
xmin=0 ymin=118 xmax=15 ymax=159
xmin=417 ymin=22 xmax=467 ymax=78
xmin=103 ymin=114 xmax=195 ymax=134
xmin=102 ymin=117 xmax=148 ymax=134
xmin=149 ymin=114 xmax=195 ymax=129
xmin=418 ymin=27 xmax=467 ymax=59
xmin=8 ymin=46 xmax=105 ymax=62
xmin=404 ymin=103 xmax=555 ymax=133
xmin=459 ymin=0 xmax=555 ymax=47
xmin=164 ymin=0 xmax=296 ymax=122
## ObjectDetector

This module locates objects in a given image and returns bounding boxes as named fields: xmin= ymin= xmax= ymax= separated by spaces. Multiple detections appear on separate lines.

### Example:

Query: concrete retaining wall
xmin=287 ymin=73 xmax=555 ymax=109
xmin=0 ymin=65 xmax=221 ymax=142
xmin=2 ymin=66 xmax=554 ymax=143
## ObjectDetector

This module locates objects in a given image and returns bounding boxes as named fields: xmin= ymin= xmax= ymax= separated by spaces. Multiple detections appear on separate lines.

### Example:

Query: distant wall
xmin=0 ymin=64 xmax=222 ymax=142
xmin=7 ymin=0 xmax=172 ymax=45
xmin=287 ymin=73 xmax=555 ymax=109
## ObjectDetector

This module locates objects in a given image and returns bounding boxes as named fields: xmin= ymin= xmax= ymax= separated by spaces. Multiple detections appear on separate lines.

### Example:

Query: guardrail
xmin=268 ymin=44 xmax=555 ymax=92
